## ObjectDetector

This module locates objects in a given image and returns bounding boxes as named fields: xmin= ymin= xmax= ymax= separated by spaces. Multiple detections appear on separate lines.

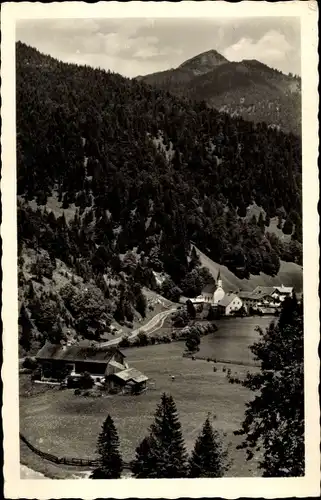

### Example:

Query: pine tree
xmin=264 ymin=213 xmax=271 ymax=227
xmin=235 ymin=295 xmax=304 ymax=476
xmin=18 ymin=303 xmax=33 ymax=351
xmin=91 ymin=415 xmax=123 ymax=479
xmin=283 ymin=217 xmax=293 ymax=235
xmin=189 ymin=415 xmax=229 ymax=477
xmin=131 ymin=393 xmax=188 ymax=478
xmin=131 ymin=437 xmax=157 ymax=478
xmin=186 ymin=299 xmax=196 ymax=319
xmin=258 ymin=212 xmax=265 ymax=231
xmin=135 ymin=289 xmax=147 ymax=318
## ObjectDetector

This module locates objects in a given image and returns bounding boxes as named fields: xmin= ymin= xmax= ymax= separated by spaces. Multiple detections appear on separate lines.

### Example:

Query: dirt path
xmin=101 ymin=307 xmax=178 ymax=347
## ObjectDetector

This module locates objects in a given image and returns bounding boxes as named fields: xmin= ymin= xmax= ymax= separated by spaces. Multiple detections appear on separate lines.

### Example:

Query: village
xmin=29 ymin=272 xmax=296 ymax=395
xmin=190 ymin=273 xmax=295 ymax=315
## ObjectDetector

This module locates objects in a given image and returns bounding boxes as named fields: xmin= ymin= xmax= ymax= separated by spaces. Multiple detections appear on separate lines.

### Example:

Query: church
xmin=201 ymin=271 xmax=225 ymax=304
xmin=191 ymin=271 xmax=243 ymax=315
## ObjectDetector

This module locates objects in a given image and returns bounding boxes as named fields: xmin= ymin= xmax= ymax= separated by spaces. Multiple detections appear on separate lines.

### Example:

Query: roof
xmin=237 ymin=291 xmax=256 ymax=299
xmin=114 ymin=368 xmax=148 ymax=384
xmin=218 ymin=293 xmax=238 ymax=308
xmin=202 ymin=283 xmax=216 ymax=294
xmin=35 ymin=342 xmax=125 ymax=364
xmin=251 ymin=286 xmax=275 ymax=298
xmin=273 ymin=285 xmax=293 ymax=294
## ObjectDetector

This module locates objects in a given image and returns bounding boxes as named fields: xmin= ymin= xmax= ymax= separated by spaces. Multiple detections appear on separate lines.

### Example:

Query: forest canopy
xmin=16 ymin=42 xmax=302 ymax=305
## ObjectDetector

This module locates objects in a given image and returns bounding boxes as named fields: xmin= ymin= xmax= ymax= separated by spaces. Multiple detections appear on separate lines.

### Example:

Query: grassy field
xmin=20 ymin=342 xmax=262 ymax=478
xmin=194 ymin=244 xmax=303 ymax=292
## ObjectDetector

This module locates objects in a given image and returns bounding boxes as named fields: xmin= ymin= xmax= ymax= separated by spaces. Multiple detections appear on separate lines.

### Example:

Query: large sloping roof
xmin=237 ymin=291 xmax=256 ymax=299
xmin=251 ymin=286 xmax=275 ymax=298
xmin=36 ymin=342 xmax=125 ymax=364
xmin=274 ymin=285 xmax=293 ymax=294
xmin=114 ymin=368 xmax=148 ymax=384
xmin=218 ymin=293 xmax=238 ymax=308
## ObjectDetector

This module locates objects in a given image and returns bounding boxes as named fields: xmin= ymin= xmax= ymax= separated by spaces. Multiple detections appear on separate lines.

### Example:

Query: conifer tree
xmin=131 ymin=393 xmax=188 ymax=478
xmin=186 ymin=299 xmax=196 ymax=319
xmin=18 ymin=303 xmax=33 ymax=351
xmin=235 ymin=294 xmax=304 ymax=476
xmin=264 ymin=213 xmax=271 ymax=227
xmin=91 ymin=415 xmax=123 ymax=479
xmin=258 ymin=212 xmax=265 ymax=231
xmin=189 ymin=415 xmax=229 ymax=477
xmin=131 ymin=437 xmax=157 ymax=478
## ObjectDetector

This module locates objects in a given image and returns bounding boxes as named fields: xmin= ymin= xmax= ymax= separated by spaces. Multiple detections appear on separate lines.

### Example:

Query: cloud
xmin=16 ymin=18 xmax=300 ymax=77
xmin=223 ymin=30 xmax=293 ymax=68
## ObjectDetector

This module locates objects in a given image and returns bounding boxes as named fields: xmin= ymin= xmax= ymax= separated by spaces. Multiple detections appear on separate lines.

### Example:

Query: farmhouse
xmin=35 ymin=342 xmax=148 ymax=392
xmin=217 ymin=293 xmax=243 ymax=316
xmin=36 ymin=342 xmax=128 ymax=381
xmin=237 ymin=291 xmax=261 ymax=309
xmin=236 ymin=285 xmax=292 ymax=314
xmin=271 ymin=285 xmax=293 ymax=301
xmin=109 ymin=368 xmax=149 ymax=394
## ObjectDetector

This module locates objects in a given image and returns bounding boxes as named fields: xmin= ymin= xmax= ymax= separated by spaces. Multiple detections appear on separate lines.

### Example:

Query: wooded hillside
xmin=16 ymin=42 xmax=302 ymax=349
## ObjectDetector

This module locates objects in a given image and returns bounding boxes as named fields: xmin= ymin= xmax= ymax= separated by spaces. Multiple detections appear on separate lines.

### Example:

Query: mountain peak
xmin=179 ymin=49 xmax=228 ymax=76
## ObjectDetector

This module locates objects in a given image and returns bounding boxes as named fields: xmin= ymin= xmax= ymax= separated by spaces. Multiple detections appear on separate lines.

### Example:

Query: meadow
xmin=20 ymin=341 xmax=262 ymax=478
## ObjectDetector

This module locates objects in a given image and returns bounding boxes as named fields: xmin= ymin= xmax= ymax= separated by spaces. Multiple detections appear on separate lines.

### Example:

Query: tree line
xmin=84 ymin=294 xmax=303 ymax=479
xmin=91 ymin=394 xmax=228 ymax=479
xmin=17 ymin=41 xmax=302 ymax=293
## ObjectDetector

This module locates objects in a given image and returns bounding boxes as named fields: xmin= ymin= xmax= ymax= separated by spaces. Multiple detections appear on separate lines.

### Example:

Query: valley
xmin=21 ymin=316 xmax=272 ymax=478
xmin=16 ymin=38 xmax=303 ymax=481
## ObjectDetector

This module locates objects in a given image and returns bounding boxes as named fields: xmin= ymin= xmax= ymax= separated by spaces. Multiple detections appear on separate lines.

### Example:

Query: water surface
xmin=199 ymin=316 xmax=275 ymax=366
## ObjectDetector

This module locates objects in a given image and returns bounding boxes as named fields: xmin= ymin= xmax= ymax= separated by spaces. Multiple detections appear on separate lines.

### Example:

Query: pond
xmin=198 ymin=316 xmax=275 ymax=366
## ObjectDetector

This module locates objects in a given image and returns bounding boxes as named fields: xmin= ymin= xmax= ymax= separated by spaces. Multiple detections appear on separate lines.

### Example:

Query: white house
xmin=271 ymin=285 xmax=293 ymax=302
xmin=217 ymin=293 xmax=243 ymax=315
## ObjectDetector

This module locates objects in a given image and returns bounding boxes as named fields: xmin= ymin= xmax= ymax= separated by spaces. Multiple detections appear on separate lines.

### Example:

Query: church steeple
xmin=217 ymin=269 xmax=222 ymax=288
xmin=213 ymin=268 xmax=225 ymax=304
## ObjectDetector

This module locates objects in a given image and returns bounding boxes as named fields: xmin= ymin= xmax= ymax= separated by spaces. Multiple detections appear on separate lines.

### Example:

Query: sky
xmin=16 ymin=17 xmax=301 ymax=78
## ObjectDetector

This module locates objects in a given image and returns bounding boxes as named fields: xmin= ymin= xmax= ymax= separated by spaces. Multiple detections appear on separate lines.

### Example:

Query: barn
xmin=35 ymin=341 xmax=148 ymax=393
xmin=36 ymin=342 xmax=128 ymax=382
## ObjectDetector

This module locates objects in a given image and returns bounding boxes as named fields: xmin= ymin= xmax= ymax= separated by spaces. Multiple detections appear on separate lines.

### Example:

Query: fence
xmin=183 ymin=353 xmax=259 ymax=368
xmin=20 ymin=433 xmax=131 ymax=469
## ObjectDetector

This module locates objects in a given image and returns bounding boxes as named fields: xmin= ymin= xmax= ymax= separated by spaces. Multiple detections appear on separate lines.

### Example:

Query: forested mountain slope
xmin=137 ymin=50 xmax=301 ymax=136
xmin=193 ymin=246 xmax=303 ymax=293
xmin=16 ymin=42 xmax=302 ymax=349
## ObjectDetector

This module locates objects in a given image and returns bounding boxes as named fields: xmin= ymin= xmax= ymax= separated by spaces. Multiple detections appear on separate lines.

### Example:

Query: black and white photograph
xmin=1 ymin=2 xmax=319 ymax=498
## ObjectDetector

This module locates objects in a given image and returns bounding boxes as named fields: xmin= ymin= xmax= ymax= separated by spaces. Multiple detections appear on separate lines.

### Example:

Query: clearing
xmin=193 ymin=245 xmax=303 ymax=292
xmin=20 ymin=342 xmax=261 ymax=478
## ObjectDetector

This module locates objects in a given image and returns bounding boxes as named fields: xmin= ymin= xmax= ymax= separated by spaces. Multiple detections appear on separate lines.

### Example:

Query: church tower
xmin=213 ymin=270 xmax=225 ymax=305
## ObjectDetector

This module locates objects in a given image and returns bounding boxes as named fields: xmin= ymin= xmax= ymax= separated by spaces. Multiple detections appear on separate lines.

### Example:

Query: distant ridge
xmin=137 ymin=49 xmax=301 ymax=135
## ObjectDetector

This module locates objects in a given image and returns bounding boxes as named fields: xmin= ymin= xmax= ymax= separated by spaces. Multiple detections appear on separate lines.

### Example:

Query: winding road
xmin=101 ymin=307 xmax=178 ymax=347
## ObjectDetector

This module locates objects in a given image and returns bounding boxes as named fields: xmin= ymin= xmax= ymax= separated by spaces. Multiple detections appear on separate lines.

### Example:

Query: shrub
xmin=137 ymin=331 xmax=149 ymax=346
xmin=31 ymin=367 xmax=42 ymax=381
xmin=79 ymin=371 xmax=94 ymax=389
xmin=67 ymin=375 xmax=81 ymax=388
xmin=22 ymin=357 xmax=38 ymax=370
xmin=119 ymin=336 xmax=131 ymax=348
